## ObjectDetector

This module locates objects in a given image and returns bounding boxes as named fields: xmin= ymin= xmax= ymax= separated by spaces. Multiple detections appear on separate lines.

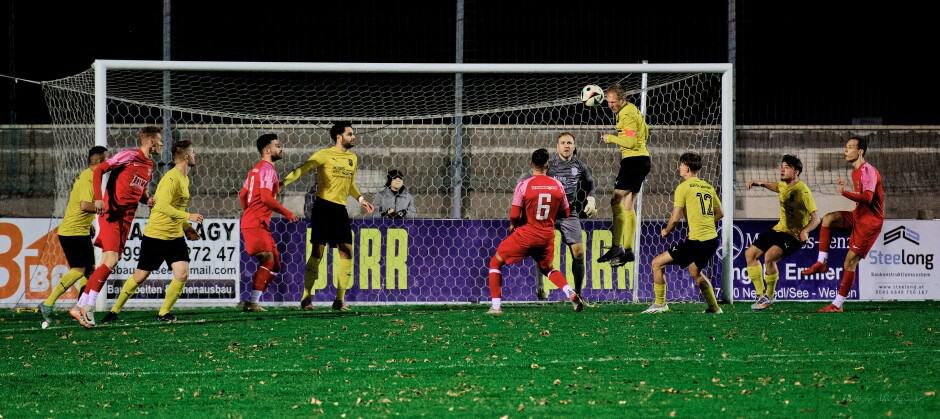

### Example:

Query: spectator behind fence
xmin=374 ymin=169 xmax=417 ymax=219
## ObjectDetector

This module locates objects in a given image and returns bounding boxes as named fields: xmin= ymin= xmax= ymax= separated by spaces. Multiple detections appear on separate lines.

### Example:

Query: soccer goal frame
xmin=90 ymin=60 xmax=735 ymax=305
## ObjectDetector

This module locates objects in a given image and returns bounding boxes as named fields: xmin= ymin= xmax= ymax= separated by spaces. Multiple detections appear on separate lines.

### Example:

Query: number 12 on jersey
xmin=696 ymin=192 xmax=714 ymax=215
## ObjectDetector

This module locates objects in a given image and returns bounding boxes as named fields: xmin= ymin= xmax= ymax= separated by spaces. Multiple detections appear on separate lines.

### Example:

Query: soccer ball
xmin=580 ymin=84 xmax=604 ymax=107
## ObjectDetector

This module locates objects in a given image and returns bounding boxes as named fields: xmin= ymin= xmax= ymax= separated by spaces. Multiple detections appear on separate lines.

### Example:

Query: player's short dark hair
xmin=256 ymin=133 xmax=278 ymax=153
xmin=605 ymin=84 xmax=628 ymax=101
xmin=87 ymin=145 xmax=108 ymax=164
xmin=849 ymin=136 xmax=868 ymax=156
xmin=138 ymin=126 xmax=163 ymax=140
xmin=531 ymin=148 xmax=550 ymax=168
xmin=172 ymin=140 xmax=193 ymax=159
xmin=781 ymin=154 xmax=803 ymax=175
xmin=330 ymin=122 xmax=353 ymax=142
xmin=679 ymin=152 xmax=703 ymax=172
xmin=557 ymin=132 xmax=575 ymax=142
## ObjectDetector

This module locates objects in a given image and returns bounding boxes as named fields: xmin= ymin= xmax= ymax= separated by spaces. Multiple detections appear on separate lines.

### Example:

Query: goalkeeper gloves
xmin=584 ymin=196 xmax=597 ymax=218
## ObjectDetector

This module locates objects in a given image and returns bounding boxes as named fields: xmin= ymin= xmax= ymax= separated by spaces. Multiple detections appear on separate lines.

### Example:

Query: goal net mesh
xmin=32 ymin=66 xmax=725 ymax=308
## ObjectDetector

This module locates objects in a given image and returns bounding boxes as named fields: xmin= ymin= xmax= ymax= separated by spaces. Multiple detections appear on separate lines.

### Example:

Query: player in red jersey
xmin=239 ymin=134 xmax=300 ymax=312
xmin=487 ymin=148 xmax=585 ymax=315
xmin=70 ymin=126 xmax=162 ymax=328
xmin=802 ymin=137 xmax=885 ymax=312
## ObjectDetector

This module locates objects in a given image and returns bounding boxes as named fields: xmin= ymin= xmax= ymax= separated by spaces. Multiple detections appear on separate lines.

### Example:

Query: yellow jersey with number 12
xmin=673 ymin=177 xmax=721 ymax=241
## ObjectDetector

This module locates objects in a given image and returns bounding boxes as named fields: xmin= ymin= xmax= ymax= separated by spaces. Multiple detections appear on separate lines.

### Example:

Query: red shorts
xmin=242 ymin=227 xmax=277 ymax=256
xmin=839 ymin=211 xmax=884 ymax=258
xmin=94 ymin=211 xmax=134 ymax=252
xmin=496 ymin=229 xmax=554 ymax=270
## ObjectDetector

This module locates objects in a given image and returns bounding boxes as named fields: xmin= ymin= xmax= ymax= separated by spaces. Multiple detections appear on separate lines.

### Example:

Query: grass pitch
xmin=2 ymin=302 xmax=938 ymax=417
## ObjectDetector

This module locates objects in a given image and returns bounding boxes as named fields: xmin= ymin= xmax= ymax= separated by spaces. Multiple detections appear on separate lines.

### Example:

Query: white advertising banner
xmin=860 ymin=220 xmax=939 ymax=300
xmin=0 ymin=218 xmax=240 ymax=306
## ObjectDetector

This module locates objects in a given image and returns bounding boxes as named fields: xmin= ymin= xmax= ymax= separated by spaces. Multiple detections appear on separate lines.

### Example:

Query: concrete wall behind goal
xmin=2 ymin=125 xmax=938 ymax=219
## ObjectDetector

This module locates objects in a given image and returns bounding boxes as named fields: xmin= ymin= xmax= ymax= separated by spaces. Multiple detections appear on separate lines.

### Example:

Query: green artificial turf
xmin=1 ymin=302 xmax=938 ymax=417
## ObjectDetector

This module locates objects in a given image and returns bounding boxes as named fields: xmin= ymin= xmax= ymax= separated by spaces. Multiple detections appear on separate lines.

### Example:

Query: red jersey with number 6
xmin=511 ymin=175 xmax=570 ymax=239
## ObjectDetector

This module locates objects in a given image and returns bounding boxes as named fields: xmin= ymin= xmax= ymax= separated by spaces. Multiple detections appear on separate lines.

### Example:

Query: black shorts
xmin=310 ymin=197 xmax=353 ymax=246
xmin=137 ymin=236 xmax=190 ymax=272
xmin=615 ymin=156 xmax=652 ymax=192
xmin=752 ymin=230 xmax=803 ymax=258
xmin=58 ymin=234 xmax=95 ymax=274
xmin=668 ymin=237 xmax=719 ymax=269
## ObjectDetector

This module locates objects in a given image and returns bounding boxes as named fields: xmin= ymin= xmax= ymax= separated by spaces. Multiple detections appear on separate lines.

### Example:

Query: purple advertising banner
xmin=729 ymin=220 xmax=856 ymax=302
xmin=240 ymin=219 xmax=854 ymax=304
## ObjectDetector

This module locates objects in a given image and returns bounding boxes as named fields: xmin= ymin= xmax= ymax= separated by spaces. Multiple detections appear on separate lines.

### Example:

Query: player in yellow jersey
xmin=38 ymin=146 xmax=108 ymax=328
xmin=644 ymin=152 xmax=723 ymax=314
xmin=100 ymin=140 xmax=204 ymax=323
xmin=283 ymin=122 xmax=374 ymax=311
xmin=744 ymin=155 xmax=819 ymax=311
xmin=596 ymin=84 xmax=651 ymax=267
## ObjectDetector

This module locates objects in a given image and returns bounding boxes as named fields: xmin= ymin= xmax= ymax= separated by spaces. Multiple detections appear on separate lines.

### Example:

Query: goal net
xmin=26 ymin=62 xmax=732 ymax=309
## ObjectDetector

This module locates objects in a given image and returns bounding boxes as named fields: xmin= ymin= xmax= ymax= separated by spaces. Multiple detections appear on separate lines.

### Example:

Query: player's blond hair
xmin=605 ymin=84 xmax=629 ymax=103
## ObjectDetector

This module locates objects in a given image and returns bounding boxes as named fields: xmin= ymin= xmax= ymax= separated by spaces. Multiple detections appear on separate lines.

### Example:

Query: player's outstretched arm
xmin=746 ymin=180 xmax=779 ymax=192
xmin=283 ymin=152 xmax=326 ymax=187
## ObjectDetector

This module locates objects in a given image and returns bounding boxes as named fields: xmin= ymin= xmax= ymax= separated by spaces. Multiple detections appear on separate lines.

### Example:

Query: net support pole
xmin=632 ymin=61 xmax=649 ymax=303
xmin=161 ymin=0 xmax=172 ymax=164
xmin=451 ymin=0 xmax=465 ymax=219
xmin=93 ymin=61 xmax=108 ymax=311
xmin=720 ymin=67 xmax=735 ymax=304
xmin=93 ymin=61 xmax=107 ymax=147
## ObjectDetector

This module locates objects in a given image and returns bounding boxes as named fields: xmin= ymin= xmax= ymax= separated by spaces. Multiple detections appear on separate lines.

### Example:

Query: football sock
xmin=489 ymin=257 xmax=502 ymax=299
xmin=612 ymin=203 xmax=626 ymax=248
xmin=654 ymin=282 xmax=666 ymax=305
xmin=571 ymin=257 xmax=585 ymax=294
xmin=159 ymin=278 xmax=185 ymax=316
xmin=84 ymin=265 xmax=113 ymax=294
xmin=699 ymin=280 xmax=719 ymax=309
xmin=818 ymin=226 xmax=831 ymax=260
xmin=623 ymin=209 xmax=636 ymax=250
xmin=545 ymin=269 xmax=568 ymax=289
xmin=253 ymin=257 xmax=276 ymax=292
xmin=834 ymin=269 xmax=856 ymax=308
xmin=85 ymin=290 xmax=99 ymax=309
xmin=336 ymin=257 xmax=352 ymax=301
xmin=302 ymin=255 xmax=321 ymax=300
xmin=747 ymin=265 xmax=765 ymax=297
xmin=44 ymin=268 xmax=84 ymax=306
xmin=110 ymin=276 xmax=140 ymax=314
xmin=764 ymin=271 xmax=779 ymax=300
